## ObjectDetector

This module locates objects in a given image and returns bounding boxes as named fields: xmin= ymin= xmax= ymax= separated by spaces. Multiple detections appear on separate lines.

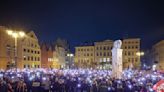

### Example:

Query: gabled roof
xmin=27 ymin=31 xmax=38 ymax=40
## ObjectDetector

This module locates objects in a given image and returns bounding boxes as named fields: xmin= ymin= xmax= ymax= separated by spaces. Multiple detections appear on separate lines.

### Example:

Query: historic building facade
xmin=94 ymin=40 xmax=113 ymax=69
xmin=21 ymin=31 xmax=41 ymax=69
xmin=0 ymin=26 xmax=15 ymax=69
xmin=0 ymin=26 xmax=41 ymax=69
xmin=75 ymin=38 xmax=141 ymax=69
xmin=152 ymin=40 xmax=164 ymax=70
xmin=41 ymin=44 xmax=66 ymax=69
xmin=75 ymin=46 xmax=95 ymax=68
xmin=122 ymin=38 xmax=140 ymax=69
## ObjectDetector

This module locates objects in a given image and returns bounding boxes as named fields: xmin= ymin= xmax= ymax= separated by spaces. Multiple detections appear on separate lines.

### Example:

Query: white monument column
xmin=111 ymin=40 xmax=123 ymax=79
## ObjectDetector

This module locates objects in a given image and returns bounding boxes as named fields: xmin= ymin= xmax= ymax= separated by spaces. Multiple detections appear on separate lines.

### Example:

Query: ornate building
xmin=94 ymin=40 xmax=113 ymax=69
xmin=41 ymin=44 xmax=66 ymax=69
xmin=122 ymin=38 xmax=140 ymax=69
xmin=75 ymin=38 xmax=141 ymax=69
xmin=152 ymin=40 xmax=164 ymax=70
xmin=0 ymin=26 xmax=41 ymax=69
xmin=75 ymin=46 xmax=95 ymax=68
xmin=21 ymin=31 xmax=41 ymax=68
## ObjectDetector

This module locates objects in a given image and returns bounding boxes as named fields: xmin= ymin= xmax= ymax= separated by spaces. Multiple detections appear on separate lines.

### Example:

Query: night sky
xmin=0 ymin=0 xmax=164 ymax=52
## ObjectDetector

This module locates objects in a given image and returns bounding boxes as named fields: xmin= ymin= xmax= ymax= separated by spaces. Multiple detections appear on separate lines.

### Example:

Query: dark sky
xmin=0 ymin=0 xmax=164 ymax=52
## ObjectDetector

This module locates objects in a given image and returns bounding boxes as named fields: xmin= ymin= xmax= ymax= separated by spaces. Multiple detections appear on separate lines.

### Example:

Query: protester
xmin=0 ymin=69 xmax=163 ymax=92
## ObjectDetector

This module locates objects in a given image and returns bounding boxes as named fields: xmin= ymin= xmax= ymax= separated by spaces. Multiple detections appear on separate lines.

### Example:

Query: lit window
xmin=103 ymin=58 xmax=106 ymax=62
xmin=100 ymin=58 xmax=102 ymax=62
xmin=107 ymin=58 xmax=110 ymax=62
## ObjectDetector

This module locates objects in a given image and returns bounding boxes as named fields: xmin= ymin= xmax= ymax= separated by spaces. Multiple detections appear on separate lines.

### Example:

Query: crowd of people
xmin=0 ymin=68 xmax=163 ymax=92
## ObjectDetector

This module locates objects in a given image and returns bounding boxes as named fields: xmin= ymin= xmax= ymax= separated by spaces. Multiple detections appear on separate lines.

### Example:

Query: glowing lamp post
xmin=136 ymin=52 xmax=144 ymax=56
xmin=136 ymin=51 xmax=145 ymax=69
xmin=6 ymin=30 xmax=25 ymax=70
xmin=67 ymin=53 xmax=74 ymax=69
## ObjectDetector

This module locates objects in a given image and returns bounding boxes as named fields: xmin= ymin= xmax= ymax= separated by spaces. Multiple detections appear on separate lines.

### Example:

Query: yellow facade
xmin=94 ymin=40 xmax=113 ymax=69
xmin=0 ymin=26 xmax=41 ymax=69
xmin=152 ymin=40 xmax=164 ymax=70
xmin=75 ymin=46 xmax=95 ymax=68
xmin=122 ymin=38 xmax=140 ymax=69
xmin=75 ymin=38 xmax=141 ymax=69
xmin=21 ymin=31 xmax=41 ymax=69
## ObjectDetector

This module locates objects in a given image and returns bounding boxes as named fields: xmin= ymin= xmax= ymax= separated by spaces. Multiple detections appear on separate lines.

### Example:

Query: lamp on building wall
xmin=6 ymin=29 xmax=25 ymax=71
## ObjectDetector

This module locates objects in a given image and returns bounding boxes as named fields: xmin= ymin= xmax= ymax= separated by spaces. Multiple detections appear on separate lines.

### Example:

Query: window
xmin=103 ymin=58 xmax=106 ymax=62
xmin=24 ymin=57 xmax=26 ymax=61
xmin=107 ymin=58 xmax=110 ymax=62
xmin=132 ymin=58 xmax=134 ymax=62
xmin=104 ymin=47 xmax=106 ymax=50
xmin=31 ymin=35 xmax=34 ymax=38
xmin=125 ymin=51 xmax=127 ymax=56
xmin=100 ymin=47 xmax=102 ymax=50
xmin=100 ymin=58 xmax=102 ymax=62
xmin=104 ymin=52 xmax=106 ymax=56
xmin=38 ymin=65 xmax=40 ymax=68
xmin=97 ymin=53 xmax=99 ymax=56
xmin=100 ymin=52 xmax=102 ymax=56
xmin=24 ymin=65 xmax=26 ymax=68
xmin=31 ymin=57 xmax=33 ymax=61
xmin=35 ymin=57 xmax=37 ymax=61
xmin=107 ymin=52 xmax=110 ymax=56
xmin=132 ymin=52 xmax=134 ymax=55
xmin=128 ymin=52 xmax=130 ymax=56
xmin=28 ymin=65 xmax=30 ymax=68
xmin=28 ymin=49 xmax=30 ymax=53
xmin=107 ymin=47 xmax=110 ymax=50
xmin=81 ymin=49 xmax=83 ymax=51
xmin=91 ymin=58 xmax=93 ymax=62
xmin=38 ymin=51 xmax=40 ymax=54
xmin=135 ymin=58 xmax=138 ymax=62
xmin=97 ymin=47 xmax=99 ymax=50
xmin=136 ymin=46 xmax=138 ymax=49
xmin=38 ymin=57 xmax=40 ymax=61
xmin=128 ymin=46 xmax=131 ymax=49
xmin=28 ymin=56 xmax=30 ymax=61
xmin=125 ymin=46 xmax=127 ymax=49
xmin=128 ymin=58 xmax=130 ymax=62
xmin=87 ymin=49 xmax=89 ymax=51
xmin=31 ymin=50 xmax=33 ymax=53
xmin=24 ymin=49 xmax=26 ymax=52
xmin=31 ymin=44 xmax=33 ymax=47
xmin=132 ymin=46 xmax=134 ymax=49
xmin=87 ymin=53 xmax=89 ymax=56
xmin=90 ymin=53 xmax=93 ymax=56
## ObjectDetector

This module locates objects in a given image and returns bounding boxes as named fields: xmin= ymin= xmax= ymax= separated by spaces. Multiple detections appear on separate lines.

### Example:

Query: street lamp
xmin=67 ymin=53 xmax=74 ymax=69
xmin=6 ymin=29 xmax=25 ymax=71
xmin=136 ymin=51 xmax=145 ymax=69
xmin=136 ymin=51 xmax=144 ymax=56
